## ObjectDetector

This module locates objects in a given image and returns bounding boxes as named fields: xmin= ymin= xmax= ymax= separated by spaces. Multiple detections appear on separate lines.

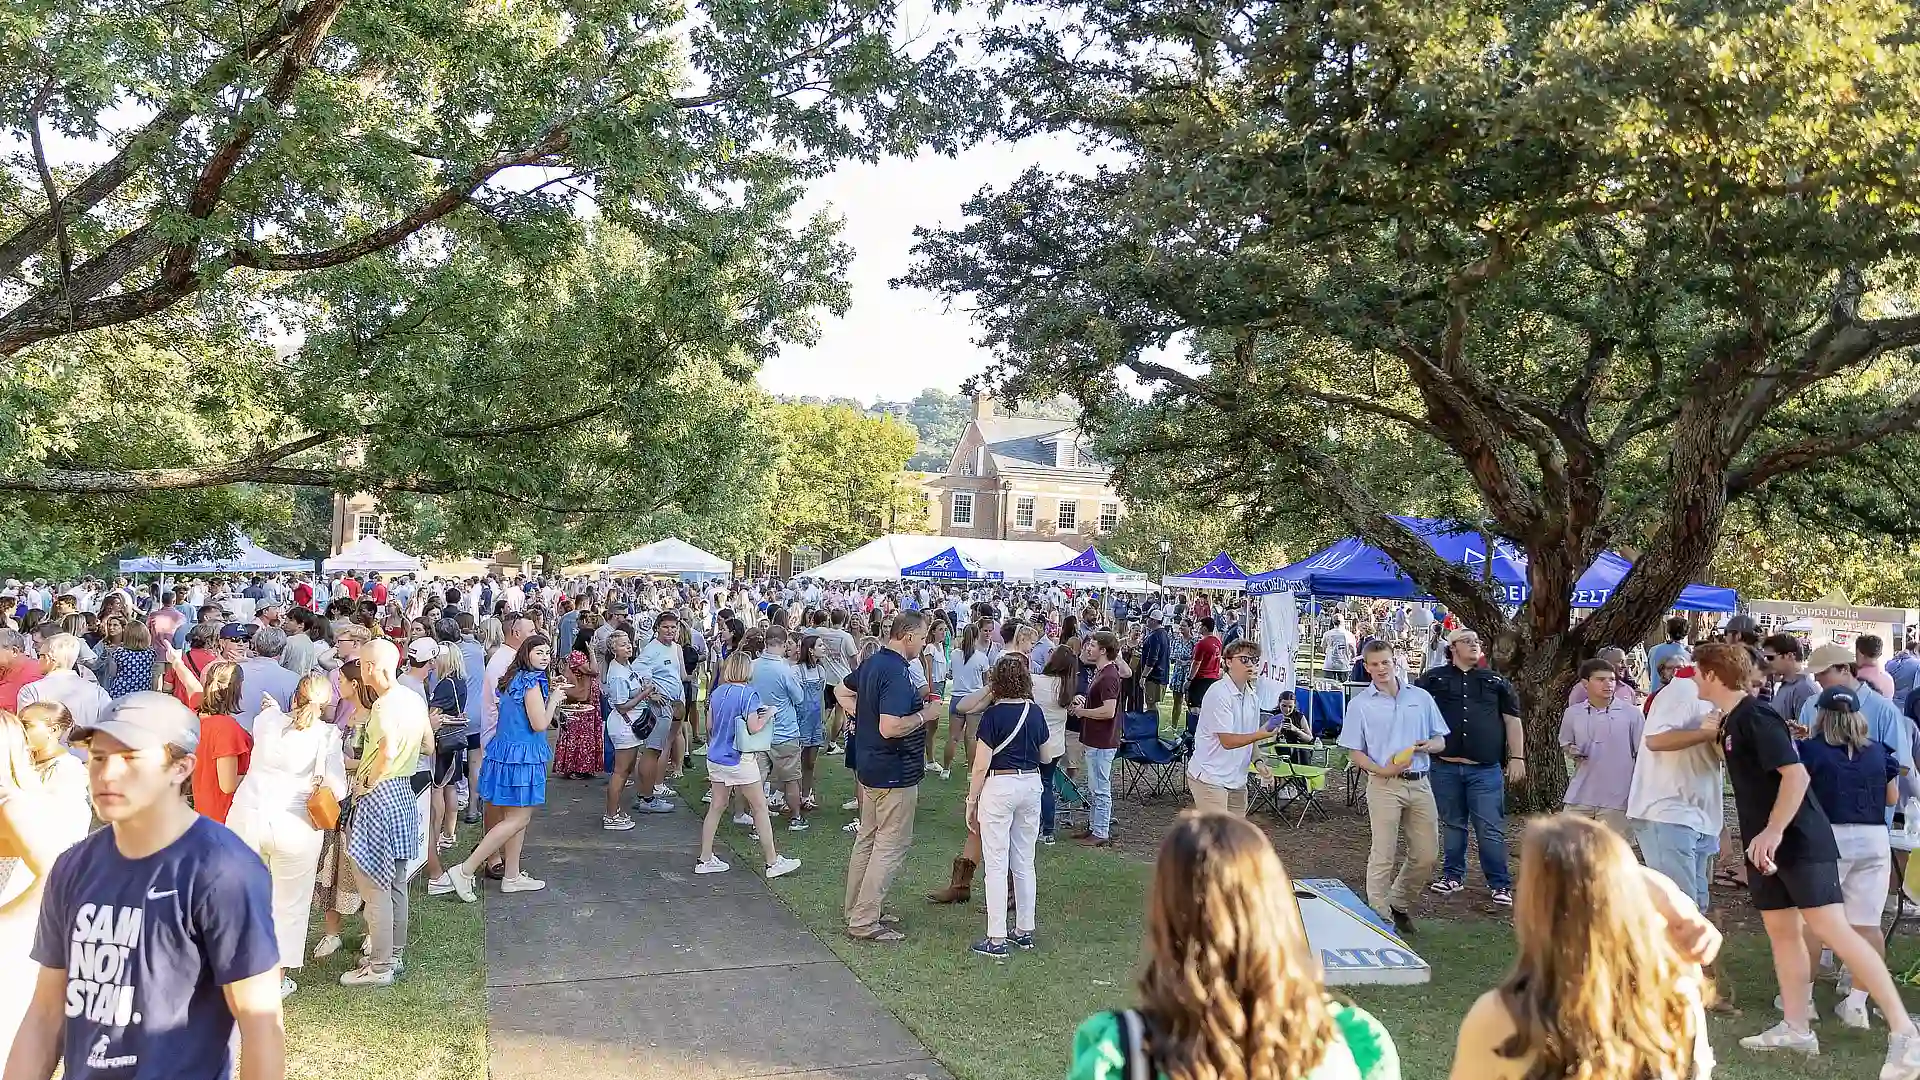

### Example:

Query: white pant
xmin=230 ymin=811 xmax=324 ymax=970
xmin=978 ymin=773 xmax=1042 ymax=940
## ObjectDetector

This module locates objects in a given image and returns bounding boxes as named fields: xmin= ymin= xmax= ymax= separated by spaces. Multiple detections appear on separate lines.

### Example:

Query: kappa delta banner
xmin=1256 ymin=589 xmax=1298 ymax=711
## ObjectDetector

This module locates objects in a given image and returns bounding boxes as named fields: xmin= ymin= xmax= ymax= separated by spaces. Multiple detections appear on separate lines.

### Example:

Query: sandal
xmin=1711 ymin=869 xmax=1744 ymax=889
xmin=848 ymin=926 xmax=906 ymax=943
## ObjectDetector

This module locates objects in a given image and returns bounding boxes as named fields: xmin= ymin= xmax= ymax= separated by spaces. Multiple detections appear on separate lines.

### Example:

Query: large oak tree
xmin=907 ymin=0 xmax=1920 ymax=805
xmin=0 ymin=0 xmax=985 ymax=552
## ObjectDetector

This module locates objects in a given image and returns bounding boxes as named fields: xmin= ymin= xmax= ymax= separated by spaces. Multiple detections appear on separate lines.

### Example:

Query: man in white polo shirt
xmin=1187 ymin=639 xmax=1278 ymax=815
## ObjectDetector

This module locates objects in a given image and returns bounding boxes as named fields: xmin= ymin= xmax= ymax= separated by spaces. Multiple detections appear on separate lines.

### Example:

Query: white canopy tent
xmin=605 ymin=537 xmax=731 ymax=577
xmin=805 ymin=535 xmax=1081 ymax=582
xmin=119 ymin=534 xmax=309 ymax=575
xmin=323 ymin=536 xmax=424 ymax=573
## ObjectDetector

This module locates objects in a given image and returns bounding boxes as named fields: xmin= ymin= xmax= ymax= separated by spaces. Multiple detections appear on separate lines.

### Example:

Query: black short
xmin=1186 ymin=676 xmax=1218 ymax=710
xmin=465 ymin=732 xmax=480 ymax=751
xmin=1748 ymin=858 xmax=1845 ymax=912
xmin=433 ymin=749 xmax=466 ymax=787
xmin=824 ymin=686 xmax=840 ymax=715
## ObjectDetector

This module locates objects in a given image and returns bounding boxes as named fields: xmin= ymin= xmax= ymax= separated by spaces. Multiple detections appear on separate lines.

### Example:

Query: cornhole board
xmin=1296 ymin=878 xmax=1431 ymax=985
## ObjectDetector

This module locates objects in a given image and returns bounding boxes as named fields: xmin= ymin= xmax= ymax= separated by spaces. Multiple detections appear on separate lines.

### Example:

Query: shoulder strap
xmin=990 ymin=703 xmax=1033 ymax=757
xmin=1117 ymin=1010 xmax=1150 ymax=1080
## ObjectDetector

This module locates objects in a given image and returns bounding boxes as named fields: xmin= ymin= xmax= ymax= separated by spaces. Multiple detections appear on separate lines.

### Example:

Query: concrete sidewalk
xmin=484 ymin=781 xmax=951 ymax=1080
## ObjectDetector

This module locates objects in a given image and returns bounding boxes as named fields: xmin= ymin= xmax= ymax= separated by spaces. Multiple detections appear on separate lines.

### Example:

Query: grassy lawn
xmin=685 ymin=759 xmax=1920 ymax=1080
xmin=281 ymin=831 xmax=487 ymax=1080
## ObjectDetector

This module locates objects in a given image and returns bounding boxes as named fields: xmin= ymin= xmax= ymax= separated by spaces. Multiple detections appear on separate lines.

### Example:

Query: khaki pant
xmin=1565 ymin=804 xmax=1632 ymax=840
xmin=844 ymin=784 xmax=919 ymax=933
xmin=1188 ymin=777 xmax=1248 ymax=816
xmin=1365 ymin=774 xmax=1439 ymax=917
xmin=1143 ymin=680 xmax=1165 ymax=708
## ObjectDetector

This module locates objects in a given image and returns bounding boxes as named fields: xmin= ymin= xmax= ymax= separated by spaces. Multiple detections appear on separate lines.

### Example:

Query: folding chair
xmin=1119 ymin=710 xmax=1187 ymax=801
xmin=1244 ymin=761 xmax=1281 ymax=816
xmin=1271 ymin=759 xmax=1331 ymax=826
xmin=1052 ymin=767 xmax=1089 ymax=836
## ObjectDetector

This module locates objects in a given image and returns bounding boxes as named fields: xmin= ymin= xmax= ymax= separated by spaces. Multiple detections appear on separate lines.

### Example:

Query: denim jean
xmin=1431 ymin=760 xmax=1511 ymax=890
xmin=1039 ymin=761 xmax=1057 ymax=837
xmin=1085 ymin=747 xmax=1116 ymax=839
xmin=1633 ymin=818 xmax=1718 ymax=913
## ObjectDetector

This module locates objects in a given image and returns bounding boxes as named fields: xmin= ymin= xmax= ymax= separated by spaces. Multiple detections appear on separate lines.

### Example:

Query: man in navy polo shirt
xmin=834 ymin=610 xmax=931 ymax=943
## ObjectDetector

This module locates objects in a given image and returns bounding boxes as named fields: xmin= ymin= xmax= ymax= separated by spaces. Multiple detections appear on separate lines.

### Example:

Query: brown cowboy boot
xmin=927 ymin=856 xmax=976 ymax=904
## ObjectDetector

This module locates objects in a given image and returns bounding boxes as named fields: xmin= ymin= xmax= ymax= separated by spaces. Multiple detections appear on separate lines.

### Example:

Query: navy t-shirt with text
xmin=845 ymin=648 xmax=925 ymax=789
xmin=32 ymin=816 xmax=278 ymax=1080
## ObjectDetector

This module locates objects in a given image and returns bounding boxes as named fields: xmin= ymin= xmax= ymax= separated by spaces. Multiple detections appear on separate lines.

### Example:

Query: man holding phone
xmin=1186 ymin=640 xmax=1276 ymax=816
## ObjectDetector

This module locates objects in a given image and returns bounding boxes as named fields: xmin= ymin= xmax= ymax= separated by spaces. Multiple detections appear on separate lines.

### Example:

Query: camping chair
xmin=1119 ymin=710 xmax=1187 ymax=801
xmin=1052 ymin=767 xmax=1089 ymax=836
xmin=1270 ymin=758 xmax=1331 ymax=826
xmin=1244 ymin=761 xmax=1282 ymax=816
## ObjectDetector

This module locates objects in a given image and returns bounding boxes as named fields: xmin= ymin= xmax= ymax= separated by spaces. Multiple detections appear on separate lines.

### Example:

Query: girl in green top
xmin=1067 ymin=812 xmax=1398 ymax=1080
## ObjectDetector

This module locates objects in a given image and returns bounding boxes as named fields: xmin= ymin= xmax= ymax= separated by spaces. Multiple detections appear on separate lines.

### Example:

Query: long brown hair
xmin=1139 ymin=813 xmax=1336 ymax=1080
xmin=1042 ymin=642 xmax=1081 ymax=709
xmin=1499 ymin=815 xmax=1703 ymax=1080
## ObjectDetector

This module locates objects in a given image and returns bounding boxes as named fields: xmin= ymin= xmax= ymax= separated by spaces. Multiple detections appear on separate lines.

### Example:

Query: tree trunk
xmin=1505 ymin=633 xmax=1585 ymax=813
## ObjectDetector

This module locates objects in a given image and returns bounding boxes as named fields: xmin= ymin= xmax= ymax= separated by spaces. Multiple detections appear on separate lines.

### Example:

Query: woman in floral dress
xmin=552 ymin=651 xmax=602 ymax=779
xmin=1168 ymin=620 xmax=1196 ymax=735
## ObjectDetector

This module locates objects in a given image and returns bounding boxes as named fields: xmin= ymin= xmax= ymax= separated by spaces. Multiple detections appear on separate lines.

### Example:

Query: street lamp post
xmin=1157 ymin=537 xmax=1172 ymax=583
xmin=1000 ymin=480 xmax=1013 ymax=540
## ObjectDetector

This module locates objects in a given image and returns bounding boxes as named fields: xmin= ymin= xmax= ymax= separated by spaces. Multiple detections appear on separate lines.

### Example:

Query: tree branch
xmin=25 ymin=83 xmax=75 ymax=332
xmin=1729 ymin=385 xmax=1920 ymax=497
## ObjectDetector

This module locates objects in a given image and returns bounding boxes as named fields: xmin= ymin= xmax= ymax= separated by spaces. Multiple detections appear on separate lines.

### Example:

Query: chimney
xmin=972 ymin=392 xmax=994 ymax=422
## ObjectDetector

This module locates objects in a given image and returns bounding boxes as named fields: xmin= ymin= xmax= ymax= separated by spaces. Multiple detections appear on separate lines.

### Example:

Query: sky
xmin=756 ymin=135 xmax=1086 ymax=406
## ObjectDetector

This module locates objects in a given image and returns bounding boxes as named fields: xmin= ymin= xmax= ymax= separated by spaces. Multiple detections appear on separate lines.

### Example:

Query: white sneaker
xmin=427 ymin=874 xmax=456 ymax=896
xmin=340 ymin=964 xmax=395 ymax=987
xmin=841 ymin=798 xmax=859 ymax=811
xmin=843 ymin=820 xmax=860 ymax=833
xmin=634 ymin=798 xmax=675 ymax=814
xmin=1838 ymin=997 xmax=1872 ymax=1030
xmin=694 ymin=855 xmax=730 ymax=875
xmin=733 ymin=812 xmax=754 ymax=826
xmin=313 ymin=934 xmax=342 ymax=959
xmin=436 ymin=833 xmax=456 ymax=851
xmin=1740 ymin=1021 xmax=1818 ymax=1054
xmin=603 ymin=813 xmax=636 ymax=831
xmin=701 ymin=790 xmax=712 ymax=803
xmin=280 ymin=975 xmax=298 ymax=999
xmin=653 ymin=784 xmax=672 ymax=798
xmin=501 ymin=874 xmax=546 ymax=894
xmin=446 ymin=864 xmax=478 ymax=903
xmin=765 ymin=855 xmax=801 ymax=879
xmin=1886 ymin=1030 xmax=1920 ymax=1080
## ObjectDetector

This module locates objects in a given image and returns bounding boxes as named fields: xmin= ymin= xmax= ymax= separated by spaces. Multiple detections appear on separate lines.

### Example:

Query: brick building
xmin=929 ymin=395 xmax=1120 ymax=549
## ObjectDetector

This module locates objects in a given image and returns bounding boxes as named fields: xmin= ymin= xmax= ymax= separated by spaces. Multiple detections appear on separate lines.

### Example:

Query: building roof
xmin=975 ymin=415 xmax=1110 ymax=476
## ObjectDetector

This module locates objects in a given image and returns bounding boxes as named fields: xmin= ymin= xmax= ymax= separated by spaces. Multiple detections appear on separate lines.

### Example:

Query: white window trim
xmin=1014 ymin=494 xmax=1036 ymax=530
xmin=1098 ymin=502 xmax=1119 ymax=534
xmin=951 ymin=492 xmax=975 ymax=527
xmin=352 ymin=512 xmax=383 ymax=541
xmin=1056 ymin=499 xmax=1078 ymax=531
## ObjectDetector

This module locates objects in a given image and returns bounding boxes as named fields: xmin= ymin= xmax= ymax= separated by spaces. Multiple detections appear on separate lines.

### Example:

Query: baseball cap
xmin=407 ymin=638 xmax=438 ymax=663
xmin=1816 ymin=685 xmax=1860 ymax=714
xmin=1446 ymin=629 xmax=1480 ymax=645
xmin=1807 ymin=643 xmax=1856 ymax=672
xmin=1722 ymin=614 xmax=1760 ymax=640
xmin=218 ymin=623 xmax=253 ymax=641
xmin=71 ymin=691 xmax=199 ymax=753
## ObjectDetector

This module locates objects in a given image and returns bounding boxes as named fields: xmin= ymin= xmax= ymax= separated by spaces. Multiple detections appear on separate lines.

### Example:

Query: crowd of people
xmin=4 ymin=568 xmax=1920 ymax=1078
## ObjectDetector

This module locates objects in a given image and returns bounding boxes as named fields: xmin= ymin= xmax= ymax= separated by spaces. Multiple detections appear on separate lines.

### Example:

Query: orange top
xmin=191 ymin=713 xmax=252 ymax=823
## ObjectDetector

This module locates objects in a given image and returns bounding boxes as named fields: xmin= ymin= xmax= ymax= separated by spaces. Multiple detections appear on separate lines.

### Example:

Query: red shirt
xmin=293 ymin=582 xmax=314 ymax=610
xmin=1193 ymin=597 xmax=1211 ymax=621
xmin=0 ymin=664 xmax=42 ymax=712
xmin=341 ymin=577 xmax=362 ymax=600
xmin=1080 ymin=662 xmax=1124 ymax=750
xmin=1191 ymin=634 xmax=1224 ymax=681
xmin=191 ymin=713 xmax=252 ymax=824
xmin=371 ymin=582 xmax=389 ymax=605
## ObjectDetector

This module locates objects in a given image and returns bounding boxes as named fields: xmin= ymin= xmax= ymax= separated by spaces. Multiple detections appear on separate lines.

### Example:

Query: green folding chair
xmin=1270 ymin=759 xmax=1330 ymax=826
xmin=1052 ymin=767 xmax=1089 ymax=835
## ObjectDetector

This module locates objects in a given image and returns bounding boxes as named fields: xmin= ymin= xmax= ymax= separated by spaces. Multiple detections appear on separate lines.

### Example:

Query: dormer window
xmin=1055 ymin=442 xmax=1079 ymax=469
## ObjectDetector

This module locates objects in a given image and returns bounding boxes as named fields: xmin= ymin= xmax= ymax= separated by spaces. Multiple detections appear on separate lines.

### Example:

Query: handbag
xmin=307 ymin=784 xmax=341 ymax=830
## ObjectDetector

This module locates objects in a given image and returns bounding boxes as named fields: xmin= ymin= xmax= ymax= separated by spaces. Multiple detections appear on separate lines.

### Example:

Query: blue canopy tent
xmin=1162 ymin=552 xmax=1249 ymax=591
xmin=119 ymin=535 xmax=310 ymax=575
xmin=900 ymin=546 xmax=1003 ymax=581
xmin=1038 ymin=546 xmax=1152 ymax=590
xmin=1246 ymin=517 xmax=1736 ymax=611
